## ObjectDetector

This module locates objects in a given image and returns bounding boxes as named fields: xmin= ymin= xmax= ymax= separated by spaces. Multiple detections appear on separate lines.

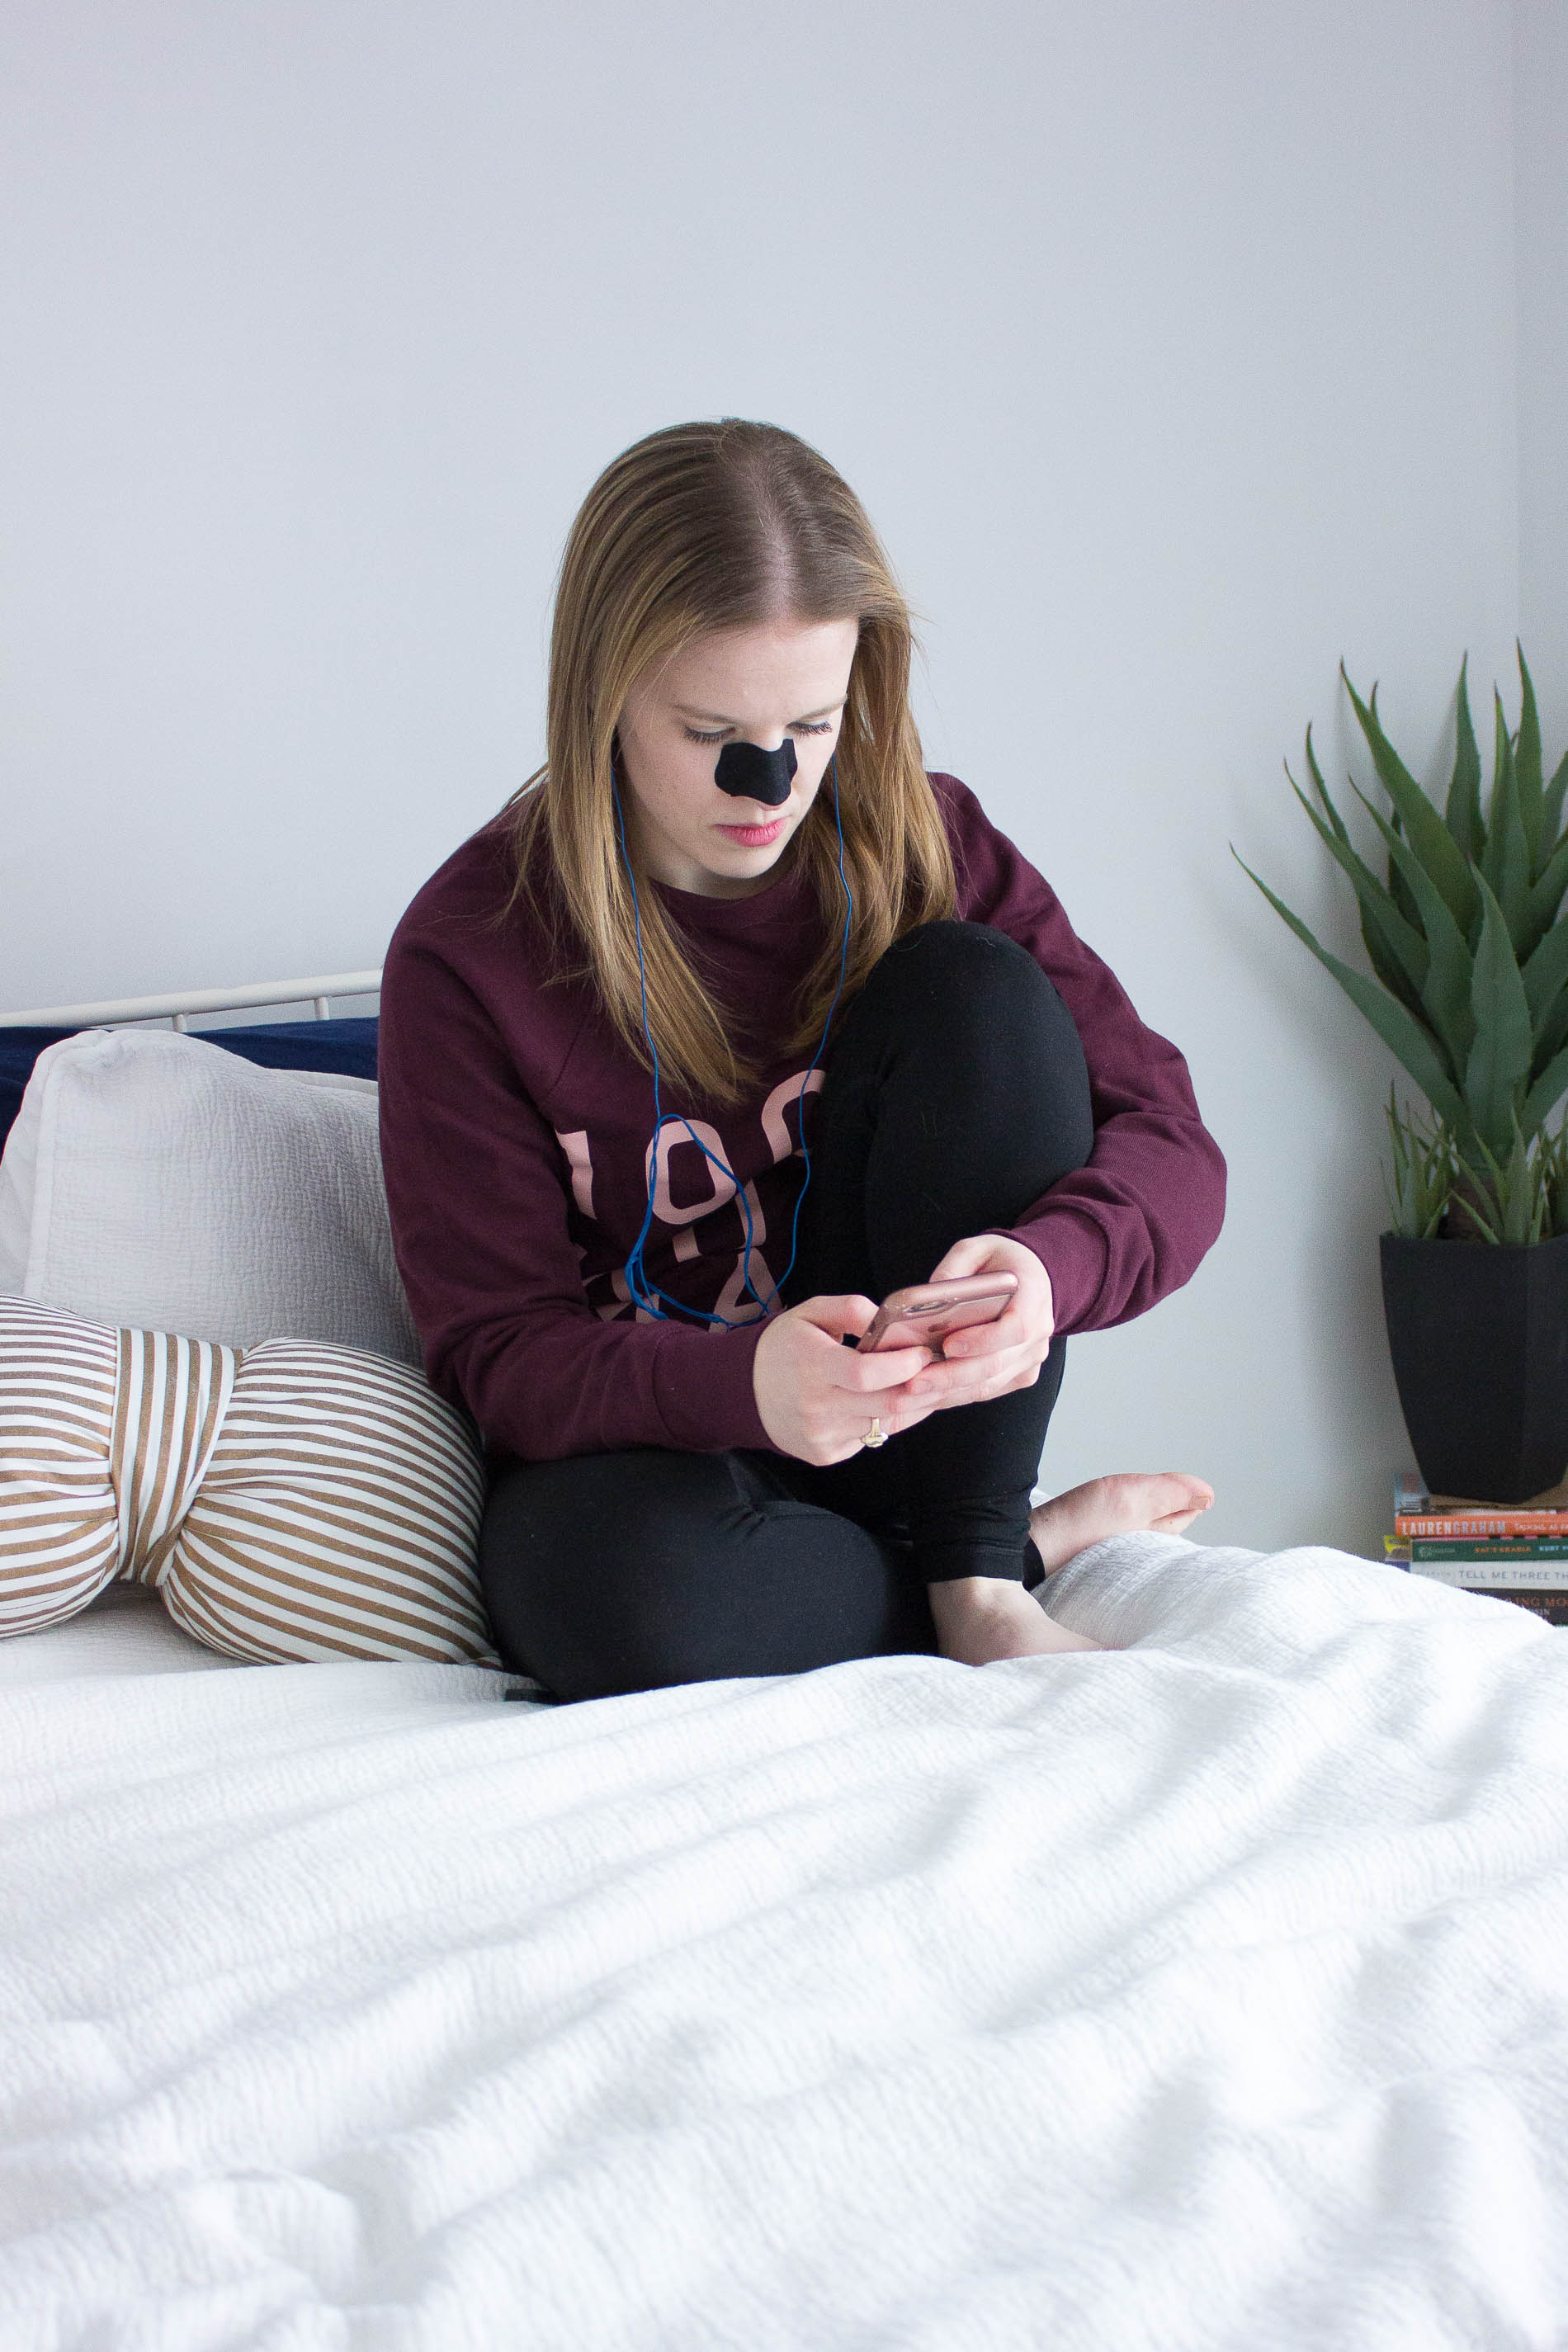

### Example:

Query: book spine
xmin=1411 ymin=1537 xmax=1568 ymax=1562
xmin=1393 ymin=1513 xmax=1568 ymax=1538
xmin=1460 ymin=1589 xmax=1568 ymax=1625
xmin=1410 ymin=1559 xmax=1568 ymax=1589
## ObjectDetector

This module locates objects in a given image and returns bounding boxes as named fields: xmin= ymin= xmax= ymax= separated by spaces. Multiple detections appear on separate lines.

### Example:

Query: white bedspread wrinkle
xmin=2 ymin=1532 xmax=1567 ymax=2351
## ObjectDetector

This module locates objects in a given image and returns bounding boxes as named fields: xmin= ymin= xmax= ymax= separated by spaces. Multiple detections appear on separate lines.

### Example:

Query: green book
xmin=1411 ymin=1537 xmax=1568 ymax=1563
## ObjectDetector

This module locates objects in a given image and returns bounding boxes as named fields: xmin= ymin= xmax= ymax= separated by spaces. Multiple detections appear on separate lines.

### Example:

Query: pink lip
xmin=715 ymin=815 xmax=789 ymax=848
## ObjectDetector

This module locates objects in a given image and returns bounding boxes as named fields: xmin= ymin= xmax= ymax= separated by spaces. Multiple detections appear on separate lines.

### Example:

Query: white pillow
xmin=0 ymin=1029 xmax=422 ymax=1363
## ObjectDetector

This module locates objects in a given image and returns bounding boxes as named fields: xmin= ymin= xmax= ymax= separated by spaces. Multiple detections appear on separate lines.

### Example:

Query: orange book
xmin=1395 ymin=1510 xmax=1568 ymax=1537
xmin=1392 ymin=1470 xmax=1568 ymax=1541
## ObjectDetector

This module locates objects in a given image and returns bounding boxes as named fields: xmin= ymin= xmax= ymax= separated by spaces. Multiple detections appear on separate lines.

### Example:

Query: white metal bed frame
xmin=0 ymin=971 xmax=383 ymax=1031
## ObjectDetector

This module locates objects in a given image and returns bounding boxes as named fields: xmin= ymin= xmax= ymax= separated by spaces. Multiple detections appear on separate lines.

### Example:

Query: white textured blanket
xmin=3 ymin=1536 xmax=1567 ymax=2350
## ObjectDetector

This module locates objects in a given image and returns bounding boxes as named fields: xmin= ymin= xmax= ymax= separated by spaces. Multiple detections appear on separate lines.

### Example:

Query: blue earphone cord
xmin=612 ymin=755 xmax=854 ymax=1329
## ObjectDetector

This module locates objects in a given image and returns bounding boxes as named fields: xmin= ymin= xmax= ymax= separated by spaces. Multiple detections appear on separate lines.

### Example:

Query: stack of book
xmin=1387 ymin=1472 xmax=1568 ymax=1625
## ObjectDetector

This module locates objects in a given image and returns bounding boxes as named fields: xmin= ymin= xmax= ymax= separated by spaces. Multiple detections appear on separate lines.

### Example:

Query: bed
xmin=2 ymin=974 xmax=1567 ymax=2350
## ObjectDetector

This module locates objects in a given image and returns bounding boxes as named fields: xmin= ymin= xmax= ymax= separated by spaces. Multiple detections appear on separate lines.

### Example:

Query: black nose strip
xmin=714 ymin=738 xmax=797 ymax=807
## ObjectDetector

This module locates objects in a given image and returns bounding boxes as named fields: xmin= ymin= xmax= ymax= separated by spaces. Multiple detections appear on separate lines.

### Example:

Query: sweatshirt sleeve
xmin=376 ymin=927 xmax=776 ymax=1464
xmin=938 ymin=775 xmax=1226 ymax=1333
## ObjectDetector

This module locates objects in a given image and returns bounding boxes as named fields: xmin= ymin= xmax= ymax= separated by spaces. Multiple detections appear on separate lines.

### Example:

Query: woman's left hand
xmin=900 ymin=1233 xmax=1056 ymax=1411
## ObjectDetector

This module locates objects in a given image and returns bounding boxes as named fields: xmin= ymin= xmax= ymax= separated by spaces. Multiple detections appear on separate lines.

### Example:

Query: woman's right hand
xmin=752 ymin=1294 xmax=939 ymax=1466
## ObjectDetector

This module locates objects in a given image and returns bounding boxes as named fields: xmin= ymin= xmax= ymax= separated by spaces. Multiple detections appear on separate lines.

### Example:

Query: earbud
xmin=610 ymin=750 xmax=853 ymax=1329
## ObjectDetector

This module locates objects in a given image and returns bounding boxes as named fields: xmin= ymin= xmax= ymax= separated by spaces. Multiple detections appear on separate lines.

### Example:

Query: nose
xmin=714 ymin=737 xmax=796 ymax=808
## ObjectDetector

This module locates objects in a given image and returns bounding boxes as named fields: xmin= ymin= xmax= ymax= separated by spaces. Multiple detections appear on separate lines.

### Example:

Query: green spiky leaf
xmin=1460 ymin=1118 xmax=1551 ymax=1244
xmin=1386 ymin=817 xmax=1423 ymax=937
xmin=1232 ymin=848 xmax=1470 ymax=1132
xmin=1298 ymin=727 xmax=1419 ymax=1000
xmin=1348 ymin=781 xmax=1476 ymax=1070
xmin=1541 ymin=744 xmax=1568 ymax=856
xmin=1302 ymin=726 xmax=1344 ymax=838
xmin=1525 ymin=827 xmax=1568 ymax=942
xmin=1516 ymin=644 xmax=1545 ymax=873
xmin=1286 ymin=768 xmax=1429 ymax=1004
xmin=1481 ymin=689 xmax=1533 ymax=953
xmin=1246 ymin=648 xmax=1568 ymax=1185
xmin=1533 ymin=986 xmax=1568 ymax=1078
xmin=1382 ymin=1087 xmax=1455 ymax=1239
xmin=1342 ymin=664 xmax=1480 ymax=933
xmin=1522 ymin=919 xmax=1568 ymax=1035
xmin=1464 ymin=870 xmax=1536 ymax=1158
xmin=1521 ymin=1041 xmax=1568 ymax=1140
xmin=1454 ymin=1192 xmax=1501 ymax=1243
xmin=1447 ymin=654 xmax=1485 ymax=862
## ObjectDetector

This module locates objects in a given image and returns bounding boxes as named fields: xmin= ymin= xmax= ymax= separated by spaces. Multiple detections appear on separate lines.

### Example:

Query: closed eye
xmin=682 ymin=719 xmax=835 ymax=746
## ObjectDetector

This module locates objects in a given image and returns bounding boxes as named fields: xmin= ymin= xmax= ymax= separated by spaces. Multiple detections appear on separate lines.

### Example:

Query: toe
xmin=1155 ymin=1472 xmax=1214 ymax=1513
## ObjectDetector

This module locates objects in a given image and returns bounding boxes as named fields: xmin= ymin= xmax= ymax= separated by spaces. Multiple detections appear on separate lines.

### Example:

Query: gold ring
xmin=863 ymin=1417 xmax=888 ymax=1449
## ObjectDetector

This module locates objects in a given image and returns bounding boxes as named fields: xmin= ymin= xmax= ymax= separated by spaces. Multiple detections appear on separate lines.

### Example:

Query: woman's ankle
xmin=928 ymin=1573 xmax=1032 ymax=1649
xmin=928 ymin=1572 xmax=1024 ymax=1612
xmin=927 ymin=1574 xmax=1103 ymax=1665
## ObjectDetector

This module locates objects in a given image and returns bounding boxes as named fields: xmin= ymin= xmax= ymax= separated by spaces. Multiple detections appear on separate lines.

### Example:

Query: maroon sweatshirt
xmin=377 ymin=773 xmax=1226 ymax=1463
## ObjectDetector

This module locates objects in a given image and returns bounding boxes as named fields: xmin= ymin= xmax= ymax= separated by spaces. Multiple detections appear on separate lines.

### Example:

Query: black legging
xmin=480 ymin=920 xmax=1094 ymax=1700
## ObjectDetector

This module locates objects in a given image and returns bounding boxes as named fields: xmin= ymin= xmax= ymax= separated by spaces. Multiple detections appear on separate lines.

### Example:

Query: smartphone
xmin=855 ymin=1272 xmax=1018 ymax=1355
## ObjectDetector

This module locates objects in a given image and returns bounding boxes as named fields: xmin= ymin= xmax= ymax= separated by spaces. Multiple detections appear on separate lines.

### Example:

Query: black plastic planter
xmin=1380 ymin=1231 xmax=1568 ymax=1503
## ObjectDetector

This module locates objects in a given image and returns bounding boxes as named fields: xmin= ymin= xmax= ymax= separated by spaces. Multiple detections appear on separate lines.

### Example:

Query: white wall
xmin=0 ymin=1 xmax=1526 ymax=1556
xmin=1517 ymin=0 xmax=1568 ymax=748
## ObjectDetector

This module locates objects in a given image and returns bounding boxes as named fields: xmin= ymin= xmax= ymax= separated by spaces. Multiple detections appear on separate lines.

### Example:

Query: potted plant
xmin=1235 ymin=648 xmax=1568 ymax=1503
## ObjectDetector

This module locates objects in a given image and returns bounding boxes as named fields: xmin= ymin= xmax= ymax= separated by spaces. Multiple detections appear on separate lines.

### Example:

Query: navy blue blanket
xmin=0 ymin=1019 xmax=379 ymax=1160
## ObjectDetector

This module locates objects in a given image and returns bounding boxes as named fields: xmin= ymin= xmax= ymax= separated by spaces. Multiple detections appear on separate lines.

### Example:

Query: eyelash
xmin=682 ymin=720 xmax=835 ymax=745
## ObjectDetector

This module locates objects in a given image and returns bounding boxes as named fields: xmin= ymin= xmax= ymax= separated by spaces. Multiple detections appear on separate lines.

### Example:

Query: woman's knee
xmin=856 ymin=922 xmax=1085 ymax=1070
xmin=876 ymin=917 xmax=1053 ymax=998
xmin=841 ymin=920 xmax=1094 ymax=1178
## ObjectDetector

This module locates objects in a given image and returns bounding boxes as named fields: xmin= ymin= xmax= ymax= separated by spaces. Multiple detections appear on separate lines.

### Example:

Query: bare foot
xmin=1027 ymin=1471 xmax=1214 ymax=1580
xmin=928 ymin=1575 xmax=1106 ymax=1667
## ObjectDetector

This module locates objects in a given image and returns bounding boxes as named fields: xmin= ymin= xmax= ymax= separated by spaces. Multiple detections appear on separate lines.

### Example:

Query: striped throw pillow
xmin=0 ymin=1293 xmax=498 ymax=1665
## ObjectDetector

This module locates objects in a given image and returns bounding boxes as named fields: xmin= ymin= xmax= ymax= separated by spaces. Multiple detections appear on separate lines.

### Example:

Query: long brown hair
xmin=490 ymin=418 xmax=956 ymax=1106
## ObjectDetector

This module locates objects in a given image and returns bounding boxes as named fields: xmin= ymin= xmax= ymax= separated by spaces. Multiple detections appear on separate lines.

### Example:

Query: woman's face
xmin=615 ymin=616 xmax=860 ymax=898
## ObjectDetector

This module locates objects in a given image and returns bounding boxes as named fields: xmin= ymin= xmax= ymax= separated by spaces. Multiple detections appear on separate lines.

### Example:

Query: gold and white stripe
xmin=0 ymin=1296 xmax=121 ymax=1632
xmin=161 ymin=1338 xmax=494 ymax=1664
xmin=112 ymin=1324 xmax=239 ymax=1591
xmin=0 ymin=1294 xmax=497 ymax=1665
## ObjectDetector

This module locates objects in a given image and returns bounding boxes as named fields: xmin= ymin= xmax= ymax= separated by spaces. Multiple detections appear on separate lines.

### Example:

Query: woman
xmin=378 ymin=418 xmax=1225 ymax=1702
